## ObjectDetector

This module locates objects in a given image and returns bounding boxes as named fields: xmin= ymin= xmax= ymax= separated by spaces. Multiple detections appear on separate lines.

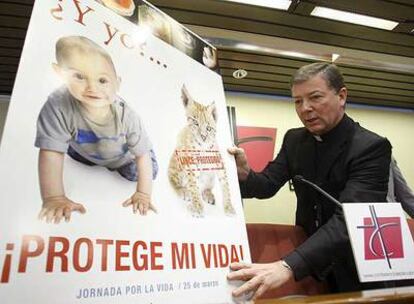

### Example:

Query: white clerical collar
xmin=313 ymin=135 xmax=323 ymax=142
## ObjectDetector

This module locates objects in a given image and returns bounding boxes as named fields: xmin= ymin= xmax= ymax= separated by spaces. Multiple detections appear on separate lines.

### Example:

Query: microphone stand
xmin=293 ymin=175 xmax=342 ymax=209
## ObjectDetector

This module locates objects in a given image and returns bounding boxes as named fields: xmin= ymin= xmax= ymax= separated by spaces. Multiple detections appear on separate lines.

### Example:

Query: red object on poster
xmin=236 ymin=126 xmax=277 ymax=172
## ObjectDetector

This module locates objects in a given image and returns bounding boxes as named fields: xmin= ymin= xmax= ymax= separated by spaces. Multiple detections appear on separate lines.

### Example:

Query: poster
xmin=0 ymin=0 xmax=250 ymax=303
xmin=96 ymin=0 xmax=219 ymax=71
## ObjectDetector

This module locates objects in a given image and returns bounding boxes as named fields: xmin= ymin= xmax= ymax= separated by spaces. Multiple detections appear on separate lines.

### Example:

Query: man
xmin=227 ymin=62 xmax=391 ymax=299
xmin=388 ymin=157 xmax=414 ymax=217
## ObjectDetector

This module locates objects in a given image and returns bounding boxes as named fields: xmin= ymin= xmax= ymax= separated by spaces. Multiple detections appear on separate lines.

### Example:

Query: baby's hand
xmin=122 ymin=191 xmax=157 ymax=215
xmin=38 ymin=196 xmax=86 ymax=224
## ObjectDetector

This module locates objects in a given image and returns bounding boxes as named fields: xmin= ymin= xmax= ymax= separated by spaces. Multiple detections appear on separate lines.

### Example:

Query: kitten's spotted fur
xmin=168 ymin=85 xmax=235 ymax=216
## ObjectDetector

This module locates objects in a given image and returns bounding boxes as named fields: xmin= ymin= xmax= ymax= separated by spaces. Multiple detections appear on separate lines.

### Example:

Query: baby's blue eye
xmin=206 ymin=126 xmax=212 ymax=131
xmin=99 ymin=78 xmax=109 ymax=84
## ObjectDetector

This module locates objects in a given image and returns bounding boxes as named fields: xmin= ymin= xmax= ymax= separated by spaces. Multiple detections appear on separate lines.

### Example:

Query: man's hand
xmin=122 ymin=191 xmax=157 ymax=215
xmin=227 ymin=147 xmax=251 ymax=181
xmin=38 ymin=195 xmax=86 ymax=224
xmin=227 ymin=261 xmax=293 ymax=300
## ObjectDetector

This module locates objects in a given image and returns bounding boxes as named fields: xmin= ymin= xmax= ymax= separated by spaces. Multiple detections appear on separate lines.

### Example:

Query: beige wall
xmin=226 ymin=92 xmax=414 ymax=224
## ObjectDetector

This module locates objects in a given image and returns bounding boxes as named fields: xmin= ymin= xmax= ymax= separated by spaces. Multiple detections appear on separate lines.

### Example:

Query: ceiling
xmin=1 ymin=0 xmax=414 ymax=109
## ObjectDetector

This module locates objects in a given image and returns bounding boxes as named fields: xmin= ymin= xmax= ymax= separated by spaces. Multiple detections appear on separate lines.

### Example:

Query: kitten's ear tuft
xmin=210 ymin=103 xmax=217 ymax=121
xmin=181 ymin=84 xmax=189 ymax=107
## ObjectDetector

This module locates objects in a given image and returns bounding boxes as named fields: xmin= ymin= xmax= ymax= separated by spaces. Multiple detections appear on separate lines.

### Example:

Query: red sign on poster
xmin=236 ymin=126 xmax=277 ymax=172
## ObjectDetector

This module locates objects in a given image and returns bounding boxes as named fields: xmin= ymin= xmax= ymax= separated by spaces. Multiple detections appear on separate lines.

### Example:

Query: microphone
xmin=293 ymin=175 xmax=342 ymax=209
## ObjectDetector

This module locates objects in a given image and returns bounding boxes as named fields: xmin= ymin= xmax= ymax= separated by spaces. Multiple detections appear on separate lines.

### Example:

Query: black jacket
xmin=240 ymin=114 xmax=391 ymax=292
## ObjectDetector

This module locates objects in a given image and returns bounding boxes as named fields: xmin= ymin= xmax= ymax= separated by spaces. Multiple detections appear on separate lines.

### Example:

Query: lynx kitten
xmin=168 ymin=85 xmax=235 ymax=216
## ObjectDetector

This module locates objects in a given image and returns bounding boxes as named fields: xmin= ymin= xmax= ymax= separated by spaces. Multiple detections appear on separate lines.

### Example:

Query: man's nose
xmin=299 ymin=99 xmax=313 ymax=112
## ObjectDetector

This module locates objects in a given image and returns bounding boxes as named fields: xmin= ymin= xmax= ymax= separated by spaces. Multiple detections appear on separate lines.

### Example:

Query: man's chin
xmin=306 ymin=125 xmax=324 ymax=135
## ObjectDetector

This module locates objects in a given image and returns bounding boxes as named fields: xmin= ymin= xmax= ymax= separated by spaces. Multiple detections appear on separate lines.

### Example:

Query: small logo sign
xmin=357 ymin=205 xmax=404 ymax=269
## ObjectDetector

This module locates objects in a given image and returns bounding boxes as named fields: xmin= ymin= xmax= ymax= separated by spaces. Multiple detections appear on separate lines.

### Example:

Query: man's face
xmin=55 ymin=50 xmax=119 ymax=109
xmin=292 ymin=74 xmax=346 ymax=135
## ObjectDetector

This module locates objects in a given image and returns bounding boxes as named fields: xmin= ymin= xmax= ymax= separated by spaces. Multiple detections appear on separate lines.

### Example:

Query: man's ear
xmin=338 ymin=87 xmax=347 ymax=108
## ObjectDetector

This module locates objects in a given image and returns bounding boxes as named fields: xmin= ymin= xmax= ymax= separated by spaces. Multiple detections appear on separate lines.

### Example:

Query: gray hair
xmin=291 ymin=62 xmax=345 ymax=93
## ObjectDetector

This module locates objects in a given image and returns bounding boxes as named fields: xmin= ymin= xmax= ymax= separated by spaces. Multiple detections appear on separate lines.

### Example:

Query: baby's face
xmin=57 ymin=50 xmax=119 ymax=109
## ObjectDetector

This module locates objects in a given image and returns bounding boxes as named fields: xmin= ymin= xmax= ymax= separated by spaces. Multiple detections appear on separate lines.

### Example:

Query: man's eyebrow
xmin=292 ymin=90 xmax=323 ymax=98
xmin=309 ymin=90 xmax=323 ymax=95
